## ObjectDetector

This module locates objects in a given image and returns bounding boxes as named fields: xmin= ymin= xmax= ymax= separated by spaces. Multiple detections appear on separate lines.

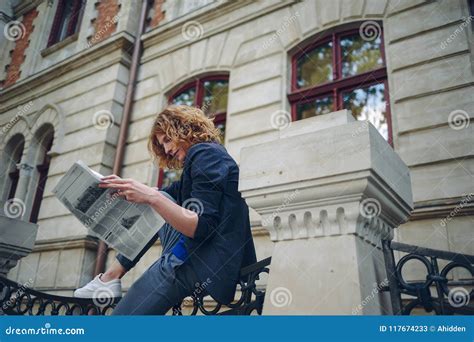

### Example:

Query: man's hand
xmin=98 ymin=175 xmax=158 ymax=205
xmin=100 ymin=175 xmax=198 ymax=238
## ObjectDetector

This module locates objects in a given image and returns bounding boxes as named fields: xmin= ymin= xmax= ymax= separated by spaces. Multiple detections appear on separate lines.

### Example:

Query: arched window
xmin=158 ymin=74 xmax=229 ymax=187
xmin=168 ymin=75 xmax=228 ymax=142
xmin=29 ymin=125 xmax=54 ymax=223
xmin=288 ymin=23 xmax=391 ymax=143
xmin=2 ymin=134 xmax=25 ymax=201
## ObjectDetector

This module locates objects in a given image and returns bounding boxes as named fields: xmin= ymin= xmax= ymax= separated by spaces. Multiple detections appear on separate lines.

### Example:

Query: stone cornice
xmin=251 ymin=171 xmax=409 ymax=246
xmin=0 ymin=11 xmax=14 ymax=22
xmin=141 ymin=0 xmax=297 ymax=62
xmin=0 ymin=32 xmax=134 ymax=109
xmin=0 ymin=215 xmax=38 ymax=275
xmin=410 ymin=196 xmax=474 ymax=221
xmin=250 ymin=225 xmax=269 ymax=237
xmin=13 ymin=0 xmax=44 ymax=17
xmin=142 ymin=0 xmax=250 ymax=48
xmin=33 ymin=235 xmax=99 ymax=252
xmin=242 ymin=169 xmax=412 ymax=227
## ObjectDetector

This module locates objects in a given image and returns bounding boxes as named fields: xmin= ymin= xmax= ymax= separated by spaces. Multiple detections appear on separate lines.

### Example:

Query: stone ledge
xmin=410 ymin=197 xmax=474 ymax=221
xmin=0 ymin=215 xmax=38 ymax=276
xmin=40 ymin=33 xmax=79 ymax=58
xmin=33 ymin=235 xmax=99 ymax=253
xmin=0 ymin=31 xmax=134 ymax=105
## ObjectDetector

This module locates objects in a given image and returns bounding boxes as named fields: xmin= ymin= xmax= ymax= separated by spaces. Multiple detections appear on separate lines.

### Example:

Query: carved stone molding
xmin=240 ymin=110 xmax=413 ymax=247
xmin=239 ymin=110 xmax=414 ymax=315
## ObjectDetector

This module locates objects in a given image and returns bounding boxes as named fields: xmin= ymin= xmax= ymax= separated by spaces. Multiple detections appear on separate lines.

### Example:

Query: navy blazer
xmin=162 ymin=141 xmax=257 ymax=304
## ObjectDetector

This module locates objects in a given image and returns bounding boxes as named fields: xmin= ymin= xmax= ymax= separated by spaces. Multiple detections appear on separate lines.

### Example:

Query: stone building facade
xmin=0 ymin=0 xmax=472 ymax=310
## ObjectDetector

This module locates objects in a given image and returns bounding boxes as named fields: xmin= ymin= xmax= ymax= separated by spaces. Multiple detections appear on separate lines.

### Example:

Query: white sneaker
xmin=73 ymin=273 xmax=122 ymax=299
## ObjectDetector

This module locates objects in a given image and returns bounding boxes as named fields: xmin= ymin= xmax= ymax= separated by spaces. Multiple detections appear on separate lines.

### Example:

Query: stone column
xmin=239 ymin=110 xmax=413 ymax=315
xmin=12 ymin=162 xmax=35 ymax=219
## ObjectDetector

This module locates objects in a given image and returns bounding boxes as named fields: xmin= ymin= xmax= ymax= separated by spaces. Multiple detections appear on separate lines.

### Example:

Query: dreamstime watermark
xmin=4 ymin=20 xmax=26 ymax=41
xmin=351 ymin=120 xmax=369 ymax=138
xmin=440 ymin=16 xmax=474 ymax=50
xmin=87 ymin=15 xmax=120 ymax=48
xmin=270 ymin=110 xmax=291 ymax=130
xmin=448 ymin=109 xmax=470 ymax=130
xmin=352 ymin=278 xmax=388 ymax=314
xmin=270 ymin=287 xmax=292 ymax=308
xmin=440 ymin=193 xmax=473 ymax=227
xmin=182 ymin=277 xmax=212 ymax=307
xmin=181 ymin=20 xmax=204 ymax=41
xmin=92 ymin=287 xmax=115 ymax=307
xmin=1 ymin=101 xmax=33 ymax=135
xmin=447 ymin=287 xmax=470 ymax=308
xmin=2 ymin=278 xmax=34 ymax=310
xmin=262 ymin=189 xmax=299 ymax=227
xmin=261 ymin=11 xmax=300 ymax=50
xmin=359 ymin=21 xmax=381 ymax=42
xmin=359 ymin=198 xmax=381 ymax=219
xmin=93 ymin=110 xmax=114 ymax=130
xmin=3 ymin=198 xmax=26 ymax=219
xmin=83 ymin=191 xmax=121 ymax=228
xmin=82 ymin=190 xmax=146 ymax=247
xmin=4 ymin=323 xmax=85 ymax=335
xmin=182 ymin=197 xmax=204 ymax=218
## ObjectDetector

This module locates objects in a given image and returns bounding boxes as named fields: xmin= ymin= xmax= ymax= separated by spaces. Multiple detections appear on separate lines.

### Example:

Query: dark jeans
xmin=112 ymin=191 xmax=205 ymax=315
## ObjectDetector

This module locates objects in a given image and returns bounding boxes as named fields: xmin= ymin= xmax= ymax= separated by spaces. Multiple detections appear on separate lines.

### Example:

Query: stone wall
xmin=0 ymin=0 xmax=472 ymax=300
xmin=119 ymin=0 xmax=474 ymax=288
xmin=0 ymin=0 xmax=139 ymax=295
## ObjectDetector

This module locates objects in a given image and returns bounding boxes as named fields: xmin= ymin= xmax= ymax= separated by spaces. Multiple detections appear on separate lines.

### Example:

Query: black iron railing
xmin=0 ymin=276 xmax=119 ymax=315
xmin=0 ymin=257 xmax=271 ymax=316
xmin=173 ymin=256 xmax=271 ymax=315
xmin=382 ymin=240 xmax=474 ymax=315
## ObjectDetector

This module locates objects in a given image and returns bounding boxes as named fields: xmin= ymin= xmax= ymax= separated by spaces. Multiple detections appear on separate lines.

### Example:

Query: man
xmin=74 ymin=105 xmax=257 ymax=315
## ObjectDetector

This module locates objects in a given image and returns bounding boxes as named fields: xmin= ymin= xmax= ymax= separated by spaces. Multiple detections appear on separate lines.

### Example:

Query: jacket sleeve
xmin=160 ymin=180 xmax=180 ymax=201
xmin=187 ymin=145 xmax=229 ymax=242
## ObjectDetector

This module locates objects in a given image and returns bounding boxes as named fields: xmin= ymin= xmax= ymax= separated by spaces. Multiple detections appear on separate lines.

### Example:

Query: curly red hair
xmin=148 ymin=105 xmax=221 ymax=169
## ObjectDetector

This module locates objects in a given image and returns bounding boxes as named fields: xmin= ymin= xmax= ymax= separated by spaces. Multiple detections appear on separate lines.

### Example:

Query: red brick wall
xmin=149 ymin=0 xmax=165 ymax=28
xmin=3 ymin=8 xmax=39 ymax=88
xmin=89 ymin=0 xmax=121 ymax=46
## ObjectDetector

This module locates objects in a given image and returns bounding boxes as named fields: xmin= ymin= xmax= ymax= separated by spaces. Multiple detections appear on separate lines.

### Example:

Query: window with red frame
xmin=47 ymin=0 xmax=85 ymax=47
xmin=157 ymin=75 xmax=229 ymax=188
xmin=288 ymin=23 xmax=392 ymax=143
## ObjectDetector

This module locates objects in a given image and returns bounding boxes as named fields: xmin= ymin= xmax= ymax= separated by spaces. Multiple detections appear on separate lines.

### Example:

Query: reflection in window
xmin=48 ymin=0 xmax=85 ymax=47
xmin=343 ymin=83 xmax=388 ymax=140
xmin=161 ymin=169 xmax=183 ymax=189
xmin=296 ymin=96 xmax=334 ymax=120
xmin=203 ymin=80 xmax=228 ymax=115
xmin=214 ymin=120 xmax=226 ymax=144
xmin=159 ymin=75 xmax=229 ymax=188
xmin=340 ymin=34 xmax=384 ymax=78
xmin=296 ymin=41 xmax=333 ymax=88
xmin=289 ymin=23 xmax=391 ymax=143
xmin=170 ymin=87 xmax=196 ymax=106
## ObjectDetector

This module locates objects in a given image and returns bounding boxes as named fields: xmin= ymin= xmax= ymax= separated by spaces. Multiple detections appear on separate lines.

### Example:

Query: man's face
xmin=156 ymin=133 xmax=187 ymax=163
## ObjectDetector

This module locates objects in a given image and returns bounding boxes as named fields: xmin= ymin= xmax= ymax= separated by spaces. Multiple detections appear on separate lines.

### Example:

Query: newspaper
xmin=52 ymin=160 xmax=165 ymax=260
